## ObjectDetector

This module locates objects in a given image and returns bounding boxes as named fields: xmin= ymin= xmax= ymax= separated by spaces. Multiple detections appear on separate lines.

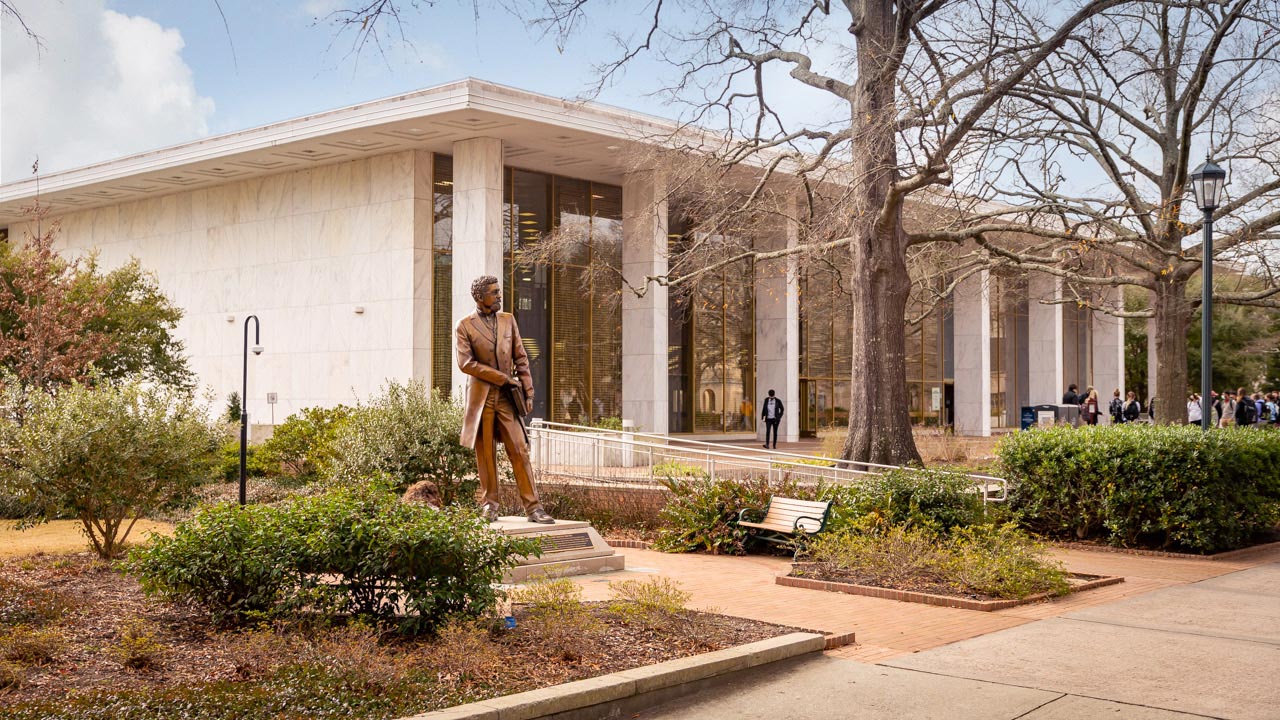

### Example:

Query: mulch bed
xmin=0 ymin=553 xmax=801 ymax=718
xmin=783 ymin=563 xmax=1123 ymax=611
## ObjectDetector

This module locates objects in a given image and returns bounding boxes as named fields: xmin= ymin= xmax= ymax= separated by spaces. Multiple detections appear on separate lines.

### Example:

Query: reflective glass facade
xmin=430 ymin=154 xmax=623 ymax=425
xmin=798 ymin=266 xmax=853 ymax=431
xmin=667 ymin=214 xmax=756 ymax=433
xmin=989 ymin=273 xmax=1029 ymax=428
xmin=904 ymin=287 xmax=954 ymax=426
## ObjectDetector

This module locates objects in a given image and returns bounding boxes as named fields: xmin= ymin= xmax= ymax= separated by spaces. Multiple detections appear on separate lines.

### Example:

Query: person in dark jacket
xmin=1122 ymin=391 xmax=1142 ymax=423
xmin=761 ymin=389 xmax=785 ymax=449
xmin=1234 ymin=387 xmax=1256 ymax=427
xmin=1062 ymin=384 xmax=1080 ymax=405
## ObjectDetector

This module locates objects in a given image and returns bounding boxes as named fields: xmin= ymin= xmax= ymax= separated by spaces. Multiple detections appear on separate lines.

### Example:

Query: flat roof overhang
xmin=0 ymin=78 xmax=685 ymax=225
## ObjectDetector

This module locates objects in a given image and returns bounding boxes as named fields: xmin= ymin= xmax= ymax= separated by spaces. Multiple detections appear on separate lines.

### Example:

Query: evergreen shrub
xmin=325 ymin=380 xmax=476 ymax=503
xmin=128 ymin=484 xmax=538 ymax=634
xmin=998 ymin=424 xmax=1280 ymax=552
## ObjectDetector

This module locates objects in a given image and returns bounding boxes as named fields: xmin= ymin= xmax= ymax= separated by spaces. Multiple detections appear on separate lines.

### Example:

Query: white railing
xmin=527 ymin=420 xmax=1006 ymax=502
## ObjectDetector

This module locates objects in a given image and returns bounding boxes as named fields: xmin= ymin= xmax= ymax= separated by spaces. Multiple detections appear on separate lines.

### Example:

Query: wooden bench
xmin=737 ymin=497 xmax=832 ymax=546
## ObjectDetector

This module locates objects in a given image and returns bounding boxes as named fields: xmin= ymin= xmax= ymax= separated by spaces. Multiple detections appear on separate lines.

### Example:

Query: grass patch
xmin=0 ymin=520 xmax=174 ymax=558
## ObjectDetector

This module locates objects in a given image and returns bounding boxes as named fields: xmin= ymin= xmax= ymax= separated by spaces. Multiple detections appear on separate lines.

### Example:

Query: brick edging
xmin=776 ymin=573 xmax=1123 ymax=612
xmin=1052 ymin=539 xmax=1280 ymax=561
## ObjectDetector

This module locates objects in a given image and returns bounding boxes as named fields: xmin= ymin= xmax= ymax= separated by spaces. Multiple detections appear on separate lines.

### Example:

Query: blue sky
xmin=0 ymin=0 xmax=713 ymax=182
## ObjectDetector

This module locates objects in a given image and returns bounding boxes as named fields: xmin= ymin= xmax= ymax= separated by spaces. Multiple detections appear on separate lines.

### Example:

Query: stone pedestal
xmin=492 ymin=518 xmax=625 ymax=583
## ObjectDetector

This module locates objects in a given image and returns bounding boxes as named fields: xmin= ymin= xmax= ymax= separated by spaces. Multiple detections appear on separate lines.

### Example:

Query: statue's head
xmin=471 ymin=275 xmax=501 ymax=312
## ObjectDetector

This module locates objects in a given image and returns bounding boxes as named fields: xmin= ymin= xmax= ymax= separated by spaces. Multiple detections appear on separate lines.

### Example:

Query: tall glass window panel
xmin=590 ymin=185 xmax=623 ymax=423
xmin=431 ymin=154 xmax=454 ymax=397
xmin=510 ymin=170 xmax=551 ymax=420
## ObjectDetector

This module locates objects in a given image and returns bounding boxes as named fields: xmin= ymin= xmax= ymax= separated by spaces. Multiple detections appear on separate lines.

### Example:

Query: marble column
xmin=411 ymin=150 xmax=434 ymax=384
xmin=1091 ymin=286 xmax=1126 ymax=401
xmin=1026 ymin=273 xmax=1064 ymax=405
xmin=450 ymin=137 xmax=504 ymax=398
xmin=754 ymin=208 xmax=800 ymax=443
xmin=952 ymin=270 xmax=992 ymax=436
xmin=621 ymin=171 xmax=669 ymax=435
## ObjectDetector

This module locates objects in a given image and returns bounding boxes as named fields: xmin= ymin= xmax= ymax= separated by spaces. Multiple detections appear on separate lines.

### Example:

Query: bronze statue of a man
xmin=455 ymin=275 xmax=553 ymax=524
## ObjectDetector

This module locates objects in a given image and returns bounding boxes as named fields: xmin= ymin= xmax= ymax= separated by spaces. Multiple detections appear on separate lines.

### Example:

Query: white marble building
xmin=0 ymin=79 xmax=1123 ymax=439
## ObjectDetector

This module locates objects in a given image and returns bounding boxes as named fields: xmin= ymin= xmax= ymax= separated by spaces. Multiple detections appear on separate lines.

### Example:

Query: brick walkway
xmin=570 ymin=542 xmax=1280 ymax=664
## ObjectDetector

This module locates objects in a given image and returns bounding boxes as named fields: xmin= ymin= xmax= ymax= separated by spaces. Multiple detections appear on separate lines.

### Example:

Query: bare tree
xmin=348 ymin=0 xmax=1127 ymax=464
xmin=952 ymin=0 xmax=1280 ymax=422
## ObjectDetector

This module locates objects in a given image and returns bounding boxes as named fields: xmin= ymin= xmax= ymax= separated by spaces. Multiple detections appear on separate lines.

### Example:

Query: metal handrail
xmin=527 ymin=419 xmax=1007 ymax=502
xmin=530 ymin=419 xmax=1006 ymax=485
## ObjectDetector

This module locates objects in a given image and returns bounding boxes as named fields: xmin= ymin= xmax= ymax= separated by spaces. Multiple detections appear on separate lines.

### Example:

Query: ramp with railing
xmin=527 ymin=420 xmax=1006 ymax=502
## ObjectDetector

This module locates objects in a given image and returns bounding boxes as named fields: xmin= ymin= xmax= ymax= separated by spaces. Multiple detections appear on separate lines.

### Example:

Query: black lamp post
xmin=1189 ymin=157 xmax=1226 ymax=431
xmin=240 ymin=315 xmax=263 ymax=505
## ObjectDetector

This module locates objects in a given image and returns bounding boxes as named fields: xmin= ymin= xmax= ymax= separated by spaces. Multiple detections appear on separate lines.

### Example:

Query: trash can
xmin=1035 ymin=404 xmax=1061 ymax=427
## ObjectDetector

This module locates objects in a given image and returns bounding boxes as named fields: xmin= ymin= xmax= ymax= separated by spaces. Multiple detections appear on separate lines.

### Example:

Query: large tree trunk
xmin=1151 ymin=279 xmax=1190 ymax=424
xmin=840 ymin=0 xmax=922 ymax=466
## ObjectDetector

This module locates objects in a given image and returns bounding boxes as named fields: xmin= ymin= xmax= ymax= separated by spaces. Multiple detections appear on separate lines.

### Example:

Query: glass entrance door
xmin=800 ymin=380 xmax=818 ymax=437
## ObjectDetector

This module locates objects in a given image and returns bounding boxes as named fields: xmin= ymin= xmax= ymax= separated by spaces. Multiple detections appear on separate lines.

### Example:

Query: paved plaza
xmin=570 ymin=543 xmax=1280 ymax=719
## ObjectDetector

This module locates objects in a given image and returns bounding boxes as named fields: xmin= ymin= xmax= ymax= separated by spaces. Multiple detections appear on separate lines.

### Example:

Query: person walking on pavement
xmin=761 ymin=389 xmax=785 ymax=449
xmin=1187 ymin=393 xmax=1202 ymax=425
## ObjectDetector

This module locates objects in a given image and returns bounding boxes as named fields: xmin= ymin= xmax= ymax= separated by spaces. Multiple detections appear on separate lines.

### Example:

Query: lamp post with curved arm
xmin=1189 ymin=158 xmax=1226 ymax=431
xmin=241 ymin=315 xmax=264 ymax=505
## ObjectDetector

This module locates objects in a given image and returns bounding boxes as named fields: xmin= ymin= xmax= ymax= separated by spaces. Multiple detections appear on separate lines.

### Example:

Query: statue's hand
xmin=525 ymin=399 xmax=534 ymax=415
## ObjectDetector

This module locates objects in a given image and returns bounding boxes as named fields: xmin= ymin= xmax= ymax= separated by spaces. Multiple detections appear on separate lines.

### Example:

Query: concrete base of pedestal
xmin=492 ymin=517 xmax=625 ymax=583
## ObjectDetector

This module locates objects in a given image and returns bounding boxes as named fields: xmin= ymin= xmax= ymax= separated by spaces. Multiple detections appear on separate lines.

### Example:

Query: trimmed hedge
xmin=127 ymin=484 xmax=539 ymax=634
xmin=998 ymin=425 xmax=1280 ymax=553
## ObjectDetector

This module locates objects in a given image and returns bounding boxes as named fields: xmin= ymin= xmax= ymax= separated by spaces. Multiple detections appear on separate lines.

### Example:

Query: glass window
xmin=666 ymin=215 xmax=755 ymax=433
xmin=431 ymin=154 xmax=454 ymax=397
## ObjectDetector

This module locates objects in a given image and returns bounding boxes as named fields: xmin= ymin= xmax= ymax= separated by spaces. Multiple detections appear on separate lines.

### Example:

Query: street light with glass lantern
xmin=1189 ymin=158 xmax=1226 ymax=431
xmin=240 ymin=315 xmax=263 ymax=504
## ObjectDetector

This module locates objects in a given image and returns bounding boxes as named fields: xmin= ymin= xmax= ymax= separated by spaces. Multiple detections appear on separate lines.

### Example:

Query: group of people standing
xmin=1060 ymin=383 xmax=1280 ymax=428
xmin=1189 ymin=389 xmax=1280 ymax=428
xmin=1062 ymin=384 xmax=1146 ymax=425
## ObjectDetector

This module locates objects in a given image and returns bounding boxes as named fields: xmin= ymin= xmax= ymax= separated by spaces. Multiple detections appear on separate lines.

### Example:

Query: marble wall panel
xmin=621 ymin=170 xmax=670 ymax=434
xmin=953 ymin=270 xmax=992 ymax=437
xmin=1026 ymin=273 xmax=1064 ymax=405
xmin=17 ymin=150 xmax=426 ymax=423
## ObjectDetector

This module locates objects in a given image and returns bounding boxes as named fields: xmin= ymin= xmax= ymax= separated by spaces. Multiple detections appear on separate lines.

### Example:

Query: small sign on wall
xmin=930 ymin=387 xmax=941 ymax=412
xmin=266 ymin=393 xmax=277 ymax=405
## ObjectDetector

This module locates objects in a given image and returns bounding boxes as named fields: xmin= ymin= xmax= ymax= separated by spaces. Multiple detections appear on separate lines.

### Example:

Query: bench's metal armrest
xmin=738 ymin=507 xmax=765 ymax=524
xmin=792 ymin=515 xmax=824 ymax=534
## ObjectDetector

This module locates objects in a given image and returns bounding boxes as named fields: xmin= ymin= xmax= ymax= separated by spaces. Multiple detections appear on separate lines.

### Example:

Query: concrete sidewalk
xmin=576 ymin=548 xmax=1279 ymax=720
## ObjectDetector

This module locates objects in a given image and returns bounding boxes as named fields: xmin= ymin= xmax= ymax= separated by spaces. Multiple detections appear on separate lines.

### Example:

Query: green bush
xmin=325 ymin=380 xmax=477 ymax=504
xmin=826 ymin=468 xmax=986 ymax=533
xmin=128 ymin=484 xmax=538 ymax=635
xmin=215 ymin=439 xmax=274 ymax=482
xmin=999 ymin=424 xmax=1280 ymax=552
xmin=654 ymin=476 xmax=791 ymax=554
xmin=126 ymin=503 xmax=292 ymax=628
xmin=278 ymin=483 xmax=538 ymax=634
xmin=257 ymin=405 xmax=352 ymax=482
xmin=0 ymin=380 xmax=223 ymax=558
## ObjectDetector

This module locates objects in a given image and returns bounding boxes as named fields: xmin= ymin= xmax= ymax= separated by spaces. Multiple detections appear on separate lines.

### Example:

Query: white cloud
xmin=1 ymin=2 xmax=214 ymax=183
